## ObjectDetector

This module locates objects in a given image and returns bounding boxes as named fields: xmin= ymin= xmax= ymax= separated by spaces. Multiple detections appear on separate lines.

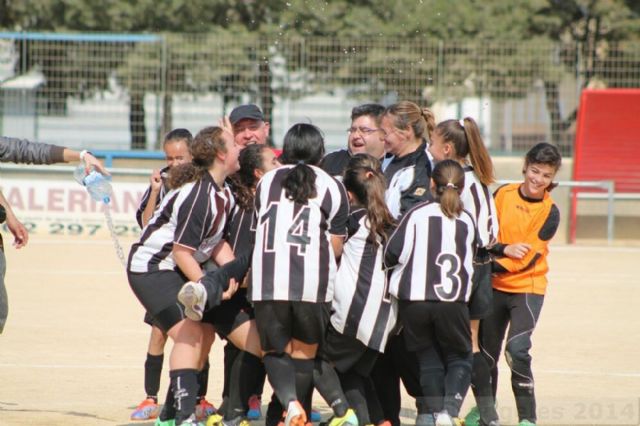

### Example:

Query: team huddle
xmin=126 ymin=102 xmax=562 ymax=426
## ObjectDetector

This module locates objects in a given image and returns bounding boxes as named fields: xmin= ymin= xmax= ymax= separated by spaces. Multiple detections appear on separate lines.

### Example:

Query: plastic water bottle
xmin=74 ymin=165 xmax=113 ymax=204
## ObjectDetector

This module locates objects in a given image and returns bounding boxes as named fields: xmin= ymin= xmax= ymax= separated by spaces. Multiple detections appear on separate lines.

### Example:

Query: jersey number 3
xmin=260 ymin=202 xmax=311 ymax=255
xmin=433 ymin=253 xmax=462 ymax=302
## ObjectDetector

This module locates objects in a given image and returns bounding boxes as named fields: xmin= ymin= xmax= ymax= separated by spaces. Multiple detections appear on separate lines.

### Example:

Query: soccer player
xmin=480 ymin=143 xmax=562 ymax=426
xmin=128 ymin=126 xmax=240 ymax=426
xmin=250 ymin=123 xmax=353 ymax=426
xmin=324 ymin=154 xmax=396 ymax=425
xmin=385 ymin=159 xmax=477 ymax=426
xmin=130 ymin=129 xmax=215 ymax=421
xmin=427 ymin=118 xmax=500 ymax=426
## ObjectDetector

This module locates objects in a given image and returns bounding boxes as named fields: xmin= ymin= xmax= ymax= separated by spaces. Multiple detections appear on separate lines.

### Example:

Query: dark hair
xmin=343 ymin=154 xmax=394 ymax=248
xmin=525 ymin=142 xmax=562 ymax=171
xmin=164 ymin=128 xmax=193 ymax=146
xmin=435 ymin=117 xmax=495 ymax=186
xmin=431 ymin=159 xmax=465 ymax=219
xmin=229 ymin=144 xmax=269 ymax=210
xmin=524 ymin=142 xmax=562 ymax=191
xmin=168 ymin=126 xmax=226 ymax=189
xmin=351 ymin=103 xmax=385 ymax=125
xmin=280 ymin=123 xmax=325 ymax=204
xmin=384 ymin=101 xmax=436 ymax=140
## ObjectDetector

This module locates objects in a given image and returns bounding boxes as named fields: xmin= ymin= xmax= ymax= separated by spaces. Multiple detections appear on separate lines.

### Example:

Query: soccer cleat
xmin=310 ymin=410 xmax=322 ymax=423
xmin=517 ymin=421 xmax=535 ymax=426
xmin=206 ymin=413 xmax=224 ymax=426
xmin=284 ymin=401 xmax=307 ymax=426
xmin=415 ymin=413 xmax=436 ymax=426
xmin=464 ymin=407 xmax=480 ymax=426
xmin=247 ymin=394 xmax=262 ymax=420
xmin=326 ymin=408 xmax=358 ymax=426
xmin=178 ymin=281 xmax=207 ymax=321
xmin=221 ymin=415 xmax=252 ymax=426
xmin=131 ymin=397 xmax=161 ymax=420
xmin=177 ymin=414 xmax=205 ymax=426
xmin=155 ymin=418 xmax=176 ymax=426
xmin=195 ymin=398 xmax=217 ymax=421
xmin=434 ymin=412 xmax=464 ymax=426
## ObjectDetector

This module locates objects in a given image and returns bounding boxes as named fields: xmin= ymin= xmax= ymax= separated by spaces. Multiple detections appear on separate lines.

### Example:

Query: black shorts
xmin=469 ymin=261 xmax=493 ymax=320
xmin=399 ymin=300 xmax=471 ymax=353
xmin=143 ymin=311 xmax=161 ymax=327
xmin=202 ymin=288 xmax=253 ymax=339
xmin=320 ymin=324 xmax=379 ymax=376
xmin=128 ymin=269 xmax=188 ymax=333
xmin=253 ymin=301 xmax=330 ymax=353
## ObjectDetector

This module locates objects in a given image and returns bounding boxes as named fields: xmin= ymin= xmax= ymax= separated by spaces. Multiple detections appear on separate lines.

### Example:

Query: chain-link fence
xmin=1 ymin=32 xmax=640 ymax=154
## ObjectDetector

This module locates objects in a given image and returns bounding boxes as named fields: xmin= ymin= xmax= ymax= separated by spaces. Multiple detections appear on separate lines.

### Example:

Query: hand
xmin=84 ymin=152 xmax=110 ymax=176
xmin=222 ymin=278 xmax=239 ymax=300
xmin=504 ymin=243 xmax=531 ymax=259
xmin=218 ymin=116 xmax=234 ymax=138
xmin=150 ymin=169 xmax=162 ymax=192
xmin=6 ymin=214 xmax=28 ymax=249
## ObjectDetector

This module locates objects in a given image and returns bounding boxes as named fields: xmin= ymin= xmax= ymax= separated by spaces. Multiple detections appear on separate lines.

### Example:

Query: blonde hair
xmin=384 ymin=101 xmax=435 ymax=141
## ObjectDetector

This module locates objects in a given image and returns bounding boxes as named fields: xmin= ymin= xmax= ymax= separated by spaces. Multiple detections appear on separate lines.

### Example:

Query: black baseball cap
xmin=229 ymin=104 xmax=265 ymax=125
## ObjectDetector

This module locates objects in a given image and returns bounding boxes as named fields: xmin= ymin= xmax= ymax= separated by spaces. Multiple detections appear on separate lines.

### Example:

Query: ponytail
xmin=462 ymin=117 xmax=495 ymax=185
xmin=168 ymin=162 xmax=202 ymax=189
xmin=435 ymin=117 xmax=495 ymax=186
xmin=344 ymin=155 xmax=394 ymax=248
xmin=422 ymin=108 xmax=436 ymax=140
xmin=280 ymin=123 xmax=325 ymax=204
xmin=283 ymin=163 xmax=317 ymax=204
xmin=431 ymin=159 xmax=465 ymax=219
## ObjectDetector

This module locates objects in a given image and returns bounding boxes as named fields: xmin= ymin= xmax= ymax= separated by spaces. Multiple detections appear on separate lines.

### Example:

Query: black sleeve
xmin=487 ymin=243 xmax=507 ymax=257
xmin=538 ymin=204 xmax=560 ymax=241
xmin=201 ymin=252 xmax=252 ymax=309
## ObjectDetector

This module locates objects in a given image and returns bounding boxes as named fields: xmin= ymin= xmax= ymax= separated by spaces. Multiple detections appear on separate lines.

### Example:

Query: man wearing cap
xmin=228 ymin=104 xmax=271 ymax=148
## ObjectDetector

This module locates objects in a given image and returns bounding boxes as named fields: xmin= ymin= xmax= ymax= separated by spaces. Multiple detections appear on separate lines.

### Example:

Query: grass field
xmin=0 ymin=238 xmax=638 ymax=425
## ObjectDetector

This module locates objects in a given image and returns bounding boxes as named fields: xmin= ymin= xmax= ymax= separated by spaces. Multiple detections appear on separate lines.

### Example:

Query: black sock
xmin=339 ymin=371 xmax=370 ymax=425
xmin=263 ymin=352 xmax=297 ymax=408
xmin=443 ymin=352 xmax=472 ymax=417
xmin=197 ymin=360 xmax=210 ymax=399
xmin=416 ymin=347 xmax=445 ymax=414
xmin=225 ymin=351 xmax=266 ymax=420
xmin=471 ymin=352 xmax=499 ymax=423
xmin=159 ymin=381 xmax=176 ymax=421
xmin=265 ymin=393 xmax=284 ymax=426
xmin=170 ymin=368 xmax=199 ymax=424
xmin=313 ymin=358 xmax=349 ymax=418
xmin=242 ymin=353 xmax=266 ymax=408
xmin=144 ymin=353 xmax=164 ymax=399
xmin=293 ymin=358 xmax=314 ymax=415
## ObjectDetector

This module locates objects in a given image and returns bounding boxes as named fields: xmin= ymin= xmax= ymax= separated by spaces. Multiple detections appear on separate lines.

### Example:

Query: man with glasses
xmin=321 ymin=104 xmax=387 ymax=178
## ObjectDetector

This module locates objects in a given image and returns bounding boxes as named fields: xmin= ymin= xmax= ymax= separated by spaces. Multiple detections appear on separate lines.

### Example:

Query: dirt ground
xmin=0 ymin=238 xmax=638 ymax=426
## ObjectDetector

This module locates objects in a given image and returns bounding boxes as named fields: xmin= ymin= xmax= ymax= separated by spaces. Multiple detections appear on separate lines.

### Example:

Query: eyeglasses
xmin=346 ymin=126 xmax=380 ymax=135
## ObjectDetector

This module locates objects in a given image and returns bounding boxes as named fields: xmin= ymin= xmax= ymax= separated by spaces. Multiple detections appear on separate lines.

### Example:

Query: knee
xmin=505 ymin=337 xmax=532 ymax=368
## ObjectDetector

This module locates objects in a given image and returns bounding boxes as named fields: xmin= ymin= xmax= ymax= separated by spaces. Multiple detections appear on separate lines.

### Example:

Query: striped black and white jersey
xmin=331 ymin=208 xmax=397 ymax=352
xmin=384 ymin=201 xmax=477 ymax=302
xmin=128 ymin=172 xmax=235 ymax=273
xmin=461 ymin=166 xmax=498 ymax=248
xmin=135 ymin=166 xmax=170 ymax=228
xmin=383 ymin=142 xmax=432 ymax=219
xmin=226 ymin=205 xmax=256 ymax=257
xmin=249 ymin=165 xmax=349 ymax=303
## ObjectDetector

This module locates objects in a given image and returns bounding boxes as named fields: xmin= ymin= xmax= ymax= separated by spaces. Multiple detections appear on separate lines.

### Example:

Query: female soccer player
xmin=385 ymin=159 xmax=478 ymax=426
xmin=127 ymin=126 xmax=240 ymax=426
xmin=480 ymin=143 xmax=562 ymax=426
xmin=325 ymin=154 xmax=397 ymax=425
xmin=428 ymin=118 xmax=500 ymax=426
xmin=249 ymin=123 xmax=352 ymax=426
xmin=373 ymin=101 xmax=435 ymax=425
